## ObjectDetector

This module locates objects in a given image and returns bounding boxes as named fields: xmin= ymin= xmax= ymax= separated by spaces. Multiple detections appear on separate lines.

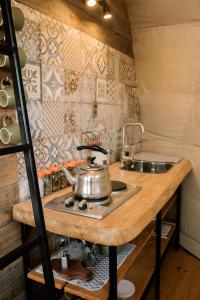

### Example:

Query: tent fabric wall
xmin=126 ymin=0 xmax=200 ymax=258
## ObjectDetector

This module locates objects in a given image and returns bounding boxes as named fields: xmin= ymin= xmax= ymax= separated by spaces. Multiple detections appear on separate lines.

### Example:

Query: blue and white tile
xmin=22 ymin=63 xmax=41 ymax=100
xmin=42 ymin=64 xmax=65 ymax=102
xmin=64 ymin=103 xmax=81 ymax=134
xmin=42 ymin=135 xmax=66 ymax=167
xmin=33 ymin=138 xmax=44 ymax=169
xmin=81 ymin=73 xmax=96 ymax=103
xmin=43 ymin=102 xmax=64 ymax=137
xmin=40 ymin=17 xmax=64 ymax=67
xmin=64 ymin=133 xmax=81 ymax=161
xmin=17 ymin=18 xmax=41 ymax=63
xmin=27 ymin=100 xmax=43 ymax=140
xmin=65 ymin=69 xmax=81 ymax=102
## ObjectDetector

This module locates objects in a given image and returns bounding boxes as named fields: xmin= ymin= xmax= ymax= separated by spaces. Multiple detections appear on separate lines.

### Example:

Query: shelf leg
xmin=175 ymin=185 xmax=181 ymax=250
xmin=109 ymin=246 xmax=118 ymax=300
xmin=21 ymin=224 xmax=32 ymax=300
xmin=155 ymin=211 xmax=161 ymax=300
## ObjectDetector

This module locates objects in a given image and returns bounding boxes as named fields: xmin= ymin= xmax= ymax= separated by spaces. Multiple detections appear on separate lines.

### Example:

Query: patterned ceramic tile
xmin=40 ymin=17 xmax=63 ymax=67
xmin=81 ymin=73 xmax=96 ymax=103
xmin=63 ymin=24 xmax=82 ymax=72
xmin=91 ymin=41 xmax=108 ymax=78
xmin=125 ymin=58 xmax=136 ymax=86
xmin=17 ymin=152 xmax=27 ymax=181
xmin=27 ymin=100 xmax=43 ymax=139
xmin=22 ymin=63 xmax=41 ymax=100
xmin=43 ymin=102 xmax=64 ymax=137
xmin=81 ymin=33 xmax=97 ymax=75
xmin=64 ymin=133 xmax=81 ymax=161
xmin=96 ymin=78 xmax=107 ymax=103
xmin=125 ymin=86 xmax=140 ymax=120
xmin=42 ymin=135 xmax=66 ymax=167
xmin=118 ymin=83 xmax=126 ymax=106
xmin=65 ymin=69 xmax=81 ymax=102
xmin=33 ymin=138 xmax=44 ymax=169
xmin=16 ymin=19 xmax=41 ymax=63
xmin=64 ymin=103 xmax=81 ymax=134
xmin=42 ymin=64 xmax=65 ymax=102
xmin=117 ymin=53 xmax=127 ymax=84
xmin=107 ymin=47 xmax=117 ymax=81
xmin=106 ymin=80 xmax=117 ymax=104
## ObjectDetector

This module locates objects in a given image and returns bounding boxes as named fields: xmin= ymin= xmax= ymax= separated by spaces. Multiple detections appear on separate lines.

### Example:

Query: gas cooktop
xmin=45 ymin=184 xmax=142 ymax=220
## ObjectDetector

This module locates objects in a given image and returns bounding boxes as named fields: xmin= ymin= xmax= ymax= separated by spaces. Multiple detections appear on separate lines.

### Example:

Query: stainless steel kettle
xmin=61 ymin=145 xmax=112 ymax=200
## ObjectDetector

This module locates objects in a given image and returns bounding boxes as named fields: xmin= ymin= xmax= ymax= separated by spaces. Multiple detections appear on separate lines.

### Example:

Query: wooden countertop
xmin=12 ymin=160 xmax=192 ymax=246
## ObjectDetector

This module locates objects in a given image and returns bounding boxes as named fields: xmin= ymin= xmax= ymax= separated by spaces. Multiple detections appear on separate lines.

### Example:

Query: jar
xmin=43 ymin=170 xmax=52 ymax=196
xmin=37 ymin=171 xmax=44 ymax=198
xmin=49 ymin=166 xmax=61 ymax=192
xmin=58 ymin=164 xmax=68 ymax=189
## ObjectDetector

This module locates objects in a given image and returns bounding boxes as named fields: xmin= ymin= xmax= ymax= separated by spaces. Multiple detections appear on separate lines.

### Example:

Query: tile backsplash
xmin=5 ymin=1 xmax=140 ymax=192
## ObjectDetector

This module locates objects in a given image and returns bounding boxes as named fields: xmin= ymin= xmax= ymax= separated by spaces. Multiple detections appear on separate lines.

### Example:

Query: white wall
xmin=126 ymin=0 xmax=200 ymax=258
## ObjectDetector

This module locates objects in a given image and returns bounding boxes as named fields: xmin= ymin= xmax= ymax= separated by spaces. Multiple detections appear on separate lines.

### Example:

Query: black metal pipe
xmin=109 ymin=246 xmax=118 ymax=300
xmin=21 ymin=224 xmax=32 ymax=300
xmin=0 ymin=1 xmax=56 ymax=298
xmin=0 ymin=144 xmax=29 ymax=156
xmin=175 ymin=185 xmax=181 ymax=250
xmin=155 ymin=211 xmax=161 ymax=300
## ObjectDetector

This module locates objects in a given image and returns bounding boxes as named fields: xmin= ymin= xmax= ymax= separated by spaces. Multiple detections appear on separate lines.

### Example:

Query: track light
xmin=86 ymin=0 xmax=97 ymax=7
xmin=102 ymin=1 xmax=112 ymax=19
xmin=85 ymin=0 xmax=113 ymax=20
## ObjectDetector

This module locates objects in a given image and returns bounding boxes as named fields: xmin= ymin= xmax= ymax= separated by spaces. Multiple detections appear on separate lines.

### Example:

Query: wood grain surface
xmin=12 ymin=160 xmax=192 ymax=246
xmin=16 ymin=0 xmax=133 ymax=56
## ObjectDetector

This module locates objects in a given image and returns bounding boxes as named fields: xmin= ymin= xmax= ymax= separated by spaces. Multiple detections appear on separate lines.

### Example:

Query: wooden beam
xmin=16 ymin=0 xmax=133 ymax=56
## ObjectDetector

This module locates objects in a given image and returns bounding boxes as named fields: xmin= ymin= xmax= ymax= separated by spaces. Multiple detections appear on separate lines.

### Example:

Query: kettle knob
xmin=89 ymin=157 xmax=96 ymax=165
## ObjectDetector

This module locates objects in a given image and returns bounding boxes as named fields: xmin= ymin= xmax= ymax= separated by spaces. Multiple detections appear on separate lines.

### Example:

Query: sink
xmin=121 ymin=160 xmax=174 ymax=174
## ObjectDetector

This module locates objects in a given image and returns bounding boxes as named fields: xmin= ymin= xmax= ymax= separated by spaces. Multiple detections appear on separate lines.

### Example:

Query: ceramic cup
xmin=0 ymin=7 xmax=25 ymax=31
xmin=0 ymin=78 xmax=15 ymax=107
xmin=0 ymin=115 xmax=21 ymax=145
xmin=0 ymin=47 xmax=26 ymax=69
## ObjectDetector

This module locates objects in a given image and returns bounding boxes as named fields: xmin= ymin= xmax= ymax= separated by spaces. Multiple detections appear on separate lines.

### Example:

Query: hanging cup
xmin=0 ymin=47 xmax=26 ymax=69
xmin=0 ymin=7 xmax=25 ymax=31
xmin=0 ymin=78 xmax=27 ymax=108
xmin=0 ymin=114 xmax=21 ymax=145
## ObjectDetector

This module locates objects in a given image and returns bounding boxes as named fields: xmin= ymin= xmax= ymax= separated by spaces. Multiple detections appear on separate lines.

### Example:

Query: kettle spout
xmin=61 ymin=166 xmax=76 ymax=186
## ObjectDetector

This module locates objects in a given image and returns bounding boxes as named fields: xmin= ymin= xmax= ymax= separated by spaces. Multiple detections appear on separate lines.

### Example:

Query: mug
xmin=0 ymin=115 xmax=21 ymax=145
xmin=0 ymin=47 xmax=26 ymax=69
xmin=0 ymin=78 xmax=15 ymax=107
xmin=0 ymin=7 xmax=25 ymax=31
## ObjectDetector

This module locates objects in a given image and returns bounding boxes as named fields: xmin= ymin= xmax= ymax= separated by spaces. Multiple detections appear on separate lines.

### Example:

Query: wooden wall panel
xmin=16 ymin=0 xmax=133 ymax=56
xmin=0 ymin=222 xmax=21 ymax=257
xmin=0 ymin=154 xmax=18 ymax=189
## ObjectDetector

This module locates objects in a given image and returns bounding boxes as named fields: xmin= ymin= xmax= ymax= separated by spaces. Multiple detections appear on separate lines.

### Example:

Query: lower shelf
xmin=126 ymin=223 xmax=176 ymax=300
xmin=27 ymin=222 xmax=175 ymax=300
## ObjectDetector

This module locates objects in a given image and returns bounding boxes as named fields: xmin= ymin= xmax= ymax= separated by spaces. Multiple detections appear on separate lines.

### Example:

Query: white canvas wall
xmin=126 ymin=0 xmax=200 ymax=258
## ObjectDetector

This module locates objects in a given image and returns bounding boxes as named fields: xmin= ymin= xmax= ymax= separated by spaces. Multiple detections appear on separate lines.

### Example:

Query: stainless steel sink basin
xmin=121 ymin=160 xmax=174 ymax=174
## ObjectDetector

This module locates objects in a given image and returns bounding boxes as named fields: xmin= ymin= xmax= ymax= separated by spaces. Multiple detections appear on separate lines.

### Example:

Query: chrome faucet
xmin=121 ymin=122 xmax=144 ymax=168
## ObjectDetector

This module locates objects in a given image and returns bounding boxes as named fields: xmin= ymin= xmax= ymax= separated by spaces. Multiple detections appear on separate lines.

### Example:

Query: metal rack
xmin=0 ymin=0 xmax=56 ymax=299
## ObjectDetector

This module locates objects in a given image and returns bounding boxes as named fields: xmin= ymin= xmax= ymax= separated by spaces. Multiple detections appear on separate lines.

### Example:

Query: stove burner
xmin=111 ymin=181 xmax=127 ymax=192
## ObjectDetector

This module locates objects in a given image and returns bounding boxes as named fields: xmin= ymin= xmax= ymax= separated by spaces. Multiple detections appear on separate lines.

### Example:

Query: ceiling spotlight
xmin=86 ymin=0 xmax=97 ymax=7
xmin=102 ymin=1 xmax=112 ymax=19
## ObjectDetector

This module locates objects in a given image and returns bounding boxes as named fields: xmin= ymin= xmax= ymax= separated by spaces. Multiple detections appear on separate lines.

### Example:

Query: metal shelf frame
xmin=0 ymin=0 xmax=56 ymax=299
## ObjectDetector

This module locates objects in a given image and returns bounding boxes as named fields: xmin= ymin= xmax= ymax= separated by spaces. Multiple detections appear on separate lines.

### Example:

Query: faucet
xmin=121 ymin=122 xmax=144 ymax=168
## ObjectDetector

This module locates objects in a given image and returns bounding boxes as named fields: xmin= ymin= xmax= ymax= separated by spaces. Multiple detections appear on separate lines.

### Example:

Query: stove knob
xmin=65 ymin=198 xmax=74 ymax=207
xmin=79 ymin=199 xmax=87 ymax=210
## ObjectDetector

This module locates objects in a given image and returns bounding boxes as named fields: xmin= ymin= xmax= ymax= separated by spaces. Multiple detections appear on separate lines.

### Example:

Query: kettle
xmin=62 ymin=145 xmax=112 ymax=200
